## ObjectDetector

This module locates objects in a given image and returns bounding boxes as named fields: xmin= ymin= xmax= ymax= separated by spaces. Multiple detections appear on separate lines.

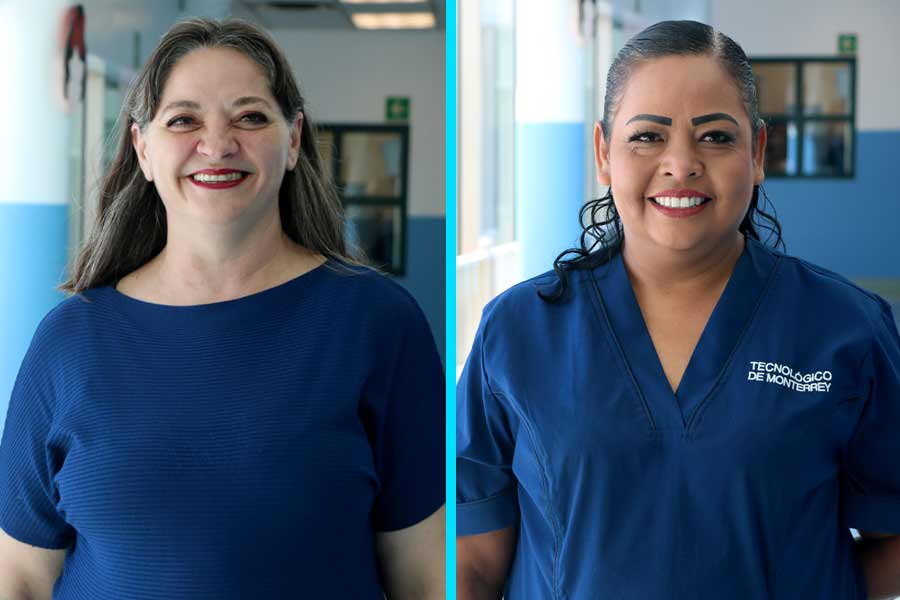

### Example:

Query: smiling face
xmin=594 ymin=54 xmax=766 ymax=256
xmin=131 ymin=46 xmax=301 ymax=228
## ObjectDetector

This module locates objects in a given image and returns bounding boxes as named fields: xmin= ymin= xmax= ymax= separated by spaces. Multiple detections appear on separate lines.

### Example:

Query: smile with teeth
xmin=191 ymin=172 xmax=247 ymax=182
xmin=650 ymin=196 xmax=711 ymax=208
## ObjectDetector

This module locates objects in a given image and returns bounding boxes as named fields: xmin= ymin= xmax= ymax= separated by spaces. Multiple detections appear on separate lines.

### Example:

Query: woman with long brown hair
xmin=0 ymin=18 xmax=444 ymax=599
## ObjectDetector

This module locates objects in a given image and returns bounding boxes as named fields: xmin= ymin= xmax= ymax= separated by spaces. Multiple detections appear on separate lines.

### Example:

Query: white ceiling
xmin=230 ymin=0 xmax=444 ymax=30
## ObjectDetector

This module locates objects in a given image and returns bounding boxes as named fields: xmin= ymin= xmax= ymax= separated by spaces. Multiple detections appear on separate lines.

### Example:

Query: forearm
xmin=385 ymin=584 xmax=443 ymax=600
xmin=379 ymin=539 xmax=444 ymax=599
xmin=0 ymin=581 xmax=33 ymax=600
xmin=456 ymin=570 xmax=504 ymax=600
xmin=384 ymin=570 xmax=444 ymax=600
xmin=857 ymin=536 xmax=900 ymax=599
xmin=0 ymin=570 xmax=33 ymax=600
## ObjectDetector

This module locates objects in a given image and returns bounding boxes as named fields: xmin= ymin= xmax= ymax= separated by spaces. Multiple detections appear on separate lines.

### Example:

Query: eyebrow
xmin=625 ymin=112 xmax=739 ymax=126
xmin=160 ymin=96 xmax=274 ymax=114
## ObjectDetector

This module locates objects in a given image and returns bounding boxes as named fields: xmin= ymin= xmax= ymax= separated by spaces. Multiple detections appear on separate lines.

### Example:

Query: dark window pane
xmin=803 ymin=62 xmax=852 ymax=116
xmin=346 ymin=204 xmax=402 ymax=271
xmin=802 ymin=121 xmax=852 ymax=176
xmin=763 ymin=120 xmax=799 ymax=176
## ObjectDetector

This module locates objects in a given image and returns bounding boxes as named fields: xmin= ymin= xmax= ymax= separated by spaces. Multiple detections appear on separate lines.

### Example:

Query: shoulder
xmin=323 ymin=261 xmax=425 ymax=321
xmin=753 ymin=241 xmax=896 ymax=358
xmin=28 ymin=292 xmax=102 ymax=349
xmin=482 ymin=267 xmax=588 ymax=326
xmin=15 ymin=292 xmax=102 ymax=386
xmin=476 ymin=267 xmax=590 ymax=358
xmin=318 ymin=262 xmax=434 ymax=353
xmin=762 ymin=242 xmax=893 ymax=326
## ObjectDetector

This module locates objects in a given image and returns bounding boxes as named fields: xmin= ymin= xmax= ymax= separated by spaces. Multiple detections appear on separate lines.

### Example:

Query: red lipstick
xmin=647 ymin=188 xmax=713 ymax=218
xmin=651 ymin=201 xmax=710 ymax=218
xmin=187 ymin=169 xmax=250 ymax=190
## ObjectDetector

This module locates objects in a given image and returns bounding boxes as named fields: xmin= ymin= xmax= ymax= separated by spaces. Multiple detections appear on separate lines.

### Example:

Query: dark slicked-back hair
xmin=542 ymin=20 xmax=783 ymax=302
xmin=62 ymin=17 xmax=351 ymax=294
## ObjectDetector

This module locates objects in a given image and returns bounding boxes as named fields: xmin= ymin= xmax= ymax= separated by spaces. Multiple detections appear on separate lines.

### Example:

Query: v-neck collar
xmin=588 ymin=237 xmax=780 ymax=432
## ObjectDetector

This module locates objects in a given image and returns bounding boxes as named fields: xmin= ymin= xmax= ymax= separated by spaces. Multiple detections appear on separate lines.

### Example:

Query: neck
xmin=622 ymin=232 xmax=746 ymax=300
xmin=146 ymin=207 xmax=320 ymax=305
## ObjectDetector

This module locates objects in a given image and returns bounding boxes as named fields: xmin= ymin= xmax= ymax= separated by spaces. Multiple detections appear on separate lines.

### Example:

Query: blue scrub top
xmin=457 ymin=237 xmax=900 ymax=599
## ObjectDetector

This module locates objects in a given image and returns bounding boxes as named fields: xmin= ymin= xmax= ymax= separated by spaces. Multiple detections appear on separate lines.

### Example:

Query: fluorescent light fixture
xmin=342 ymin=0 xmax=426 ymax=4
xmin=351 ymin=12 xmax=436 ymax=29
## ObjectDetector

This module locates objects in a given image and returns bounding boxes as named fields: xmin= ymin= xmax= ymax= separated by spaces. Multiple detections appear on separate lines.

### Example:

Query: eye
xmin=701 ymin=131 xmax=735 ymax=144
xmin=239 ymin=112 xmax=269 ymax=125
xmin=166 ymin=115 xmax=196 ymax=128
xmin=628 ymin=130 xmax=660 ymax=143
xmin=627 ymin=130 xmax=736 ymax=145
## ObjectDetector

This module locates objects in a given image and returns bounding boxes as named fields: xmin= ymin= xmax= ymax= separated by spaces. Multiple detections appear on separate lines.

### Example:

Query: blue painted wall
xmin=516 ymin=122 xmax=586 ymax=279
xmin=0 ymin=203 xmax=69 ymax=436
xmin=764 ymin=130 xmax=900 ymax=278
xmin=394 ymin=215 xmax=446 ymax=367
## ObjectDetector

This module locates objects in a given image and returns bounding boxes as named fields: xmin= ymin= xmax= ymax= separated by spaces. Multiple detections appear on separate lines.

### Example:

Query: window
xmin=457 ymin=0 xmax=518 ymax=376
xmin=73 ymin=56 xmax=133 ymax=254
xmin=318 ymin=124 xmax=409 ymax=275
xmin=751 ymin=58 xmax=856 ymax=178
xmin=458 ymin=0 xmax=515 ymax=253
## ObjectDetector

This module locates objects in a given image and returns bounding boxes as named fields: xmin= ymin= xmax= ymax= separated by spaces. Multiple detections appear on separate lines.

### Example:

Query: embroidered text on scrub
xmin=746 ymin=360 xmax=833 ymax=392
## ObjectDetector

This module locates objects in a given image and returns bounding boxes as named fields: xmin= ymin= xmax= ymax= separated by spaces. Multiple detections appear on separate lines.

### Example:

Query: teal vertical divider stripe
xmin=445 ymin=0 xmax=457 ymax=596
xmin=0 ymin=203 xmax=70 ymax=439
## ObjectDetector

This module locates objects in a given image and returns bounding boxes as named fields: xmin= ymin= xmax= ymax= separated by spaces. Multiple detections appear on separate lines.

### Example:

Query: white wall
xmin=270 ymin=30 xmax=446 ymax=218
xmin=613 ymin=0 xmax=710 ymax=22
xmin=80 ymin=5 xmax=445 ymax=217
xmin=711 ymin=0 xmax=900 ymax=131
xmin=83 ymin=0 xmax=182 ymax=71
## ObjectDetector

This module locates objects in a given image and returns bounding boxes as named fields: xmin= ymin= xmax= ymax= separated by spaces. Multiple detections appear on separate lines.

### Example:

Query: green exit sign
xmin=386 ymin=96 xmax=410 ymax=122
xmin=838 ymin=34 xmax=857 ymax=55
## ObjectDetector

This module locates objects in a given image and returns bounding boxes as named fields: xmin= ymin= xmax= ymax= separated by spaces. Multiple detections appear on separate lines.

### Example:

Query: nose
xmin=196 ymin=122 xmax=239 ymax=160
xmin=659 ymin=136 xmax=703 ymax=180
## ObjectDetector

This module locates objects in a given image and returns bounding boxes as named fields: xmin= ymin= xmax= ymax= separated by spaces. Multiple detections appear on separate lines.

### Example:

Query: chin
xmin=651 ymin=226 xmax=744 ymax=254
xmin=187 ymin=202 xmax=257 ymax=225
xmin=646 ymin=228 xmax=707 ymax=252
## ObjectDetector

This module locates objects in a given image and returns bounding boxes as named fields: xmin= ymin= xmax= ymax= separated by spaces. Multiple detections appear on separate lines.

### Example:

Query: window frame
xmin=750 ymin=56 xmax=857 ymax=179
xmin=317 ymin=123 xmax=410 ymax=276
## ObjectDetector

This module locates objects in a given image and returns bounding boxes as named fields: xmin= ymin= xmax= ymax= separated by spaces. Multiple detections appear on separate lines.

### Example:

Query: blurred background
xmin=0 ymin=0 xmax=446 ymax=436
xmin=457 ymin=0 xmax=900 ymax=376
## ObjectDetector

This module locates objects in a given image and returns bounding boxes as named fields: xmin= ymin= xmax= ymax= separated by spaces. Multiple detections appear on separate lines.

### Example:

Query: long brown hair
xmin=61 ymin=17 xmax=351 ymax=294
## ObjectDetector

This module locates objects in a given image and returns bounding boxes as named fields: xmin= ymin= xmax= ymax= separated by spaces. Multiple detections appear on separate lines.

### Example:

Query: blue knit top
xmin=0 ymin=261 xmax=445 ymax=599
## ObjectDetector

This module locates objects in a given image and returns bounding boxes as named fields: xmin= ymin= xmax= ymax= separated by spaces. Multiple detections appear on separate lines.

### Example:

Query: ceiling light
xmin=351 ymin=12 xmax=436 ymax=29
xmin=342 ymin=0 xmax=426 ymax=4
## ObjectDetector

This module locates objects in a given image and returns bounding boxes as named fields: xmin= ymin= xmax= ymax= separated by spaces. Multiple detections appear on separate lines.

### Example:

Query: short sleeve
xmin=842 ymin=301 xmax=900 ymax=533
xmin=366 ymin=297 xmax=445 ymax=532
xmin=0 ymin=326 xmax=74 ymax=548
xmin=456 ymin=313 xmax=519 ymax=536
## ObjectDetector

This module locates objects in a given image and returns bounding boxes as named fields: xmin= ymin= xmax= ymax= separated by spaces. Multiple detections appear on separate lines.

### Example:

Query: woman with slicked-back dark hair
xmin=457 ymin=20 xmax=900 ymax=599
xmin=0 ymin=17 xmax=444 ymax=599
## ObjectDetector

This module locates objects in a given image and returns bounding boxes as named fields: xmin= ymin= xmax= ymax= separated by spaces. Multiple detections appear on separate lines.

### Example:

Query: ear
xmin=753 ymin=119 xmax=767 ymax=185
xmin=287 ymin=111 xmax=303 ymax=171
xmin=131 ymin=122 xmax=154 ymax=182
xmin=594 ymin=121 xmax=611 ymax=186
